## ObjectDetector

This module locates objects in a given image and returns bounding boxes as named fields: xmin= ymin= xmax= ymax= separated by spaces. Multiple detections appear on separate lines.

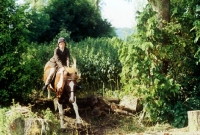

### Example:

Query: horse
xmin=43 ymin=59 xmax=82 ymax=128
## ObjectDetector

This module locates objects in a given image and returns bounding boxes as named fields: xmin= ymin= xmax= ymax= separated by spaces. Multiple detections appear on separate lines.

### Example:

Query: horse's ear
xmin=78 ymin=73 xmax=81 ymax=79
xmin=72 ymin=57 xmax=76 ymax=69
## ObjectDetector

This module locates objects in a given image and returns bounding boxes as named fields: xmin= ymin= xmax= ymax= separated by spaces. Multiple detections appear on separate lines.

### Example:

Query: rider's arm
xmin=54 ymin=48 xmax=63 ymax=68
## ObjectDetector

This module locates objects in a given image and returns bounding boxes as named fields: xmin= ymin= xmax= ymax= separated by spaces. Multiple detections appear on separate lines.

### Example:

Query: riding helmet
xmin=58 ymin=37 xmax=66 ymax=44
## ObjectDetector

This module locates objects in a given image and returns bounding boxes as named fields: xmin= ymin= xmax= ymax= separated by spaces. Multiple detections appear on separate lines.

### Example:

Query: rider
xmin=42 ymin=37 xmax=70 ymax=91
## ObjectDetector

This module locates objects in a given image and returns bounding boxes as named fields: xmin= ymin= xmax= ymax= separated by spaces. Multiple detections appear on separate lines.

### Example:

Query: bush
xmin=69 ymin=37 xmax=123 ymax=94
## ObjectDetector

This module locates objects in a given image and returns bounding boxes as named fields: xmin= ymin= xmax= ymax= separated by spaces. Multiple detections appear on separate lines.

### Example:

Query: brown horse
xmin=43 ymin=59 xmax=82 ymax=128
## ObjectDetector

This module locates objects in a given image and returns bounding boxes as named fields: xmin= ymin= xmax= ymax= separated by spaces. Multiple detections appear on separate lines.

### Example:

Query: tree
xmin=148 ymin=0 xmax=170 ymax=74
xmin=24 ymin=0 xmax=48 ymax=10
xmin=0 ymin=0 xmax=39 ymax=105
xmin=38 ymin=0 xmax=115 ymax=42
xmin=25 ymin=8 xmax=50 ymax=42
xmin=119 ymin=0 xmax=200 ymax=127
xmin=0 ymin=0 xmax=27 ymax=54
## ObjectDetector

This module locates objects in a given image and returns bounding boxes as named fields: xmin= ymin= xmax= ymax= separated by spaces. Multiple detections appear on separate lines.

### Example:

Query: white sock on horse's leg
xmin=72 ymin=97 xmax=81 ymax=124
xmin=47 ymin=89 xmax=51 ymax=99
xmin=53 ymin=98 xmax=58 ymax=111
xmin=57 ymin=100 xmax=65 ymax=128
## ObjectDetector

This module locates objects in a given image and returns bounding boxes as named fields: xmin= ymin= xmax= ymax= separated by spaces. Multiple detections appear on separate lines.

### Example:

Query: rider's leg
xmin=57 ymin=68 xmax=64 ymax=89
xmin=42 ymin=67 xmax=56 ymax=91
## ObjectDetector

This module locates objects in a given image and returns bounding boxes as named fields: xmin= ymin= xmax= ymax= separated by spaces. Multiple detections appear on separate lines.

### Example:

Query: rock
xmin=187 ymin=110 xmax=200 ymax=132
xmin=119 ymin=95 xmax=143 ymax=112
xmin=8 ymin=117 xmax=24 ymax=135
xmin=24 ymin=118 xmax=54 ymax=135
xmin=8 ymin=117 xmax=54 ymax=135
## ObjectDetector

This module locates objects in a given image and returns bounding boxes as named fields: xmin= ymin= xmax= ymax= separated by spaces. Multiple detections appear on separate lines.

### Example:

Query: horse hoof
xmin=58 ymin=128 xmax=66 ymax=133
xmin=60 ymin=125 xmax=66 ymax=129
xmin=77 ymin=123 xmax=82 ymax=128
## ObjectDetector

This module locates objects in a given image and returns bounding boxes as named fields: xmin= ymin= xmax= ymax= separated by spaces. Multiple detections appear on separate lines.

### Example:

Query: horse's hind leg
xmin=72 ymin=96 xmax=82 ymax=127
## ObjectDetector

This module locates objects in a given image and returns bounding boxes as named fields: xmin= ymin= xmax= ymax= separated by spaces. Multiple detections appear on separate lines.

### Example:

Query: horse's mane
xmin=64 ymin=58 xmax=81 ymax=80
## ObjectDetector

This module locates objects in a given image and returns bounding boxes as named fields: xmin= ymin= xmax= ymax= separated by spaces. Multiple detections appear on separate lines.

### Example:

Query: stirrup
xmin=76 ymin=85 xmax=82 ymax=90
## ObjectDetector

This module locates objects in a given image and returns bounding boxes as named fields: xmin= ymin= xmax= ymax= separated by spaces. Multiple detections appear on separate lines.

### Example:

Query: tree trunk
xmin=148 ymin=0 xmax=170 ymax=24
xmin=95 ymin=0 xmax=100 ymax=11
xmin=187 ymin=110 xmax=200 ymax=131
xmin=148 ymin=0 xmax=170 ymax=74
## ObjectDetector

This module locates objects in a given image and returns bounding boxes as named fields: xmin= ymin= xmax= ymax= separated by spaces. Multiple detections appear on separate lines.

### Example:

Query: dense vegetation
xmin=0 ymin=0 xmax=200 ymax=130
xmin=120 ymin=0 xmax=200 ymax=127
xmin=0 ymin=0 xmax=116 ymax=105
xmin=25 ymin=0 xmax=116 ymax=43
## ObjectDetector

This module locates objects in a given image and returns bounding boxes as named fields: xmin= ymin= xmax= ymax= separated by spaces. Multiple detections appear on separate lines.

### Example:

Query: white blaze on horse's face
xmin=69 ymin=81 xmax=75 ymax=103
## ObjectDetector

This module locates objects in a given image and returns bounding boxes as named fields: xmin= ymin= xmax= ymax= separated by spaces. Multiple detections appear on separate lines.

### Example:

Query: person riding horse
xmin=42 ymin=37 xmax=81 ymax=91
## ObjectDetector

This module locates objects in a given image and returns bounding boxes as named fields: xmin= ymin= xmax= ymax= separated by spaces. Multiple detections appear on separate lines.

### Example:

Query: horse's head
xmin=63 ymin=59 xmax=80 ymax=103
xmin=55 ymin=58 xmax=81 ymax=103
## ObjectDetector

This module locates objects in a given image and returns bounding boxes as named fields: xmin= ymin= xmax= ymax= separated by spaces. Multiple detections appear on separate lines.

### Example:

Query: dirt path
xmin=31 ymin=98 xmax=198 ymax=135
xmin=57 ymin=108 xmax=198 ymax=135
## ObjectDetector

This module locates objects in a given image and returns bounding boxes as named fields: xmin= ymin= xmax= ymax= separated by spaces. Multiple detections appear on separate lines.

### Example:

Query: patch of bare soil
xmin=32 ymin=97 xmax=199 ymax=135
xmin=32 ymin=97 xmax=143 ymax=135
xmin=61 ymin=112 xmax=199 ymax=135
xmin=55 ymin=107 xmax=136 ymax=135
xmin=57 ymin=110 xmax=197 ymax=135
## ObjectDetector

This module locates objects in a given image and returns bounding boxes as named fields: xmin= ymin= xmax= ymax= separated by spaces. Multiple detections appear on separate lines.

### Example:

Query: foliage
xmin=69 ymin=37 xmax=123 ymax=94
xmin=33 ymin=35 xmax=123 ymax=96
xmin=2 ymin=0 xmax=200 ymax=131
xmin=24 ymin=0 xmax=116 ymax=43
xmin=42 ymin=108 xmax=59 ymax=124
xmin=0 ymin=0 xmax=27 ymax=55
xmin=0 ymin=101 xmax=27 ymax=134
xmin=0 ymin=0 xmax=34 ymax=104
xmin=171 ymin=101 xmax=187 ymax=128
xmin=119 ymin=1 xmax=200 ymax=127
xmin=0 ymin=108 xmax=8 ymax=134
xmin=25 ymin=8 xmax=50 ymax=42
xmin=1 ymin=26 xmax=122 ymax=101
xmin=0 ymin=0 xmax=118 ymax=105
xmin=0 ymin=42 xmax=44 ymax=104
xmin=0 ymin=101 xmax=59 ymax=134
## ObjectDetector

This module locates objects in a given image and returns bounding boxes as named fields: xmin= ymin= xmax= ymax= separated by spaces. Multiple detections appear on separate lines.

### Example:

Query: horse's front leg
xmin=72 ymin=96 xmax=82 ymax=127
xmin=56 ymin=99 xmax=65 ymax=128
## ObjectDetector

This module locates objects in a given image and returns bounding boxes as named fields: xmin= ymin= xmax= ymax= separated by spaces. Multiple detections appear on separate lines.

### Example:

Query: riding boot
xmin=42 ymin=85 xmax=48 ymax=91
xmin=42 ymin=77 xmax=51 ymax=91
xmin=42 ymin=76 xmax=52 ymax=91
xmin=76 ymin=85 xmax=82 ymax=90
